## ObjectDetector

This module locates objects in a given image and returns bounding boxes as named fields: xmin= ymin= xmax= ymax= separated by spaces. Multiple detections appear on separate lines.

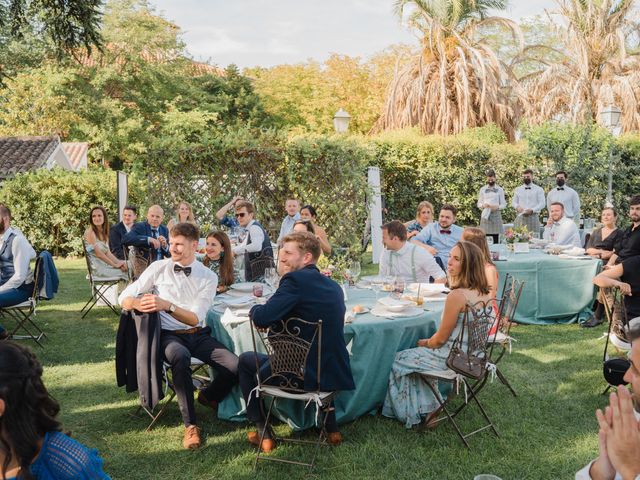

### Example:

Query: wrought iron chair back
xmin=248 ymin=247 xmax=275 ymax=282
xmin=497 ymin=274 xmax=524 ymax=332
xmin=251 ymin=317 xmax=321 ymax=394
xmin=124 ymin=246 xmax=152 ymax=281
xmin=602 ymin=286 xmax=630 ymax=359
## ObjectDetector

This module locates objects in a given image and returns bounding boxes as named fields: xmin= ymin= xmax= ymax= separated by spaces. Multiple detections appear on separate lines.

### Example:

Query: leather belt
xmin=169 ymin=326 xmax=203 ymax=335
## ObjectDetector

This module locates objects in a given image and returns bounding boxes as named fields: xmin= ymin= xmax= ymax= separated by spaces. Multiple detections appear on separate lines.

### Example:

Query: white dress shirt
xmin=547 ymin=185 xmax=581 ymax=219
xmin=543 ymin=216 xmax=581 ymax=247
xmin=118 ymin=258 xmax=217 ymax=330
xmin=512 ymin=183 xmax=546 ymax=212
xmin=477 ymin=185 xmax=507 ymax=210
xmin=233 ymin=220 xmax=265 ymax=255
xmin=0 ymin=227 xmax=36 ymax=293
xmin=379 ymin=242 xmax=446 ymax=283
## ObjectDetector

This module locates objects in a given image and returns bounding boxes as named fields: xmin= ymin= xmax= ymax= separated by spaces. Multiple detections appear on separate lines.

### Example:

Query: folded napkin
xmin=481 ymin=207 xmax=492 ymax=220
xmin=220 ymin=307 xmax=250 ymax=326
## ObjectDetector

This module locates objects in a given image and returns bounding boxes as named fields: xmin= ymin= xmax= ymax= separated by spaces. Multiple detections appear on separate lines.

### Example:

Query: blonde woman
xmin=405 ymin=201 xmax=434 ymax=239
xmin=167 ymin=201 xmax=197 ymax=231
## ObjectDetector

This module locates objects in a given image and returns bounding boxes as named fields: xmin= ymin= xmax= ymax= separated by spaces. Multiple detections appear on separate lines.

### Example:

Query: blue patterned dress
xmin=382 ymin=303 xmax=493 ymax=428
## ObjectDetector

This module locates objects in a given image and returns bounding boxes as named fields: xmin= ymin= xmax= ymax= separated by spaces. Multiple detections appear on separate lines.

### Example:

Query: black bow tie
xmin=173 ymin=264 xmax=192 ymax=277
xmin=557 ymin=187 xmax=564 ymax=191
xmin=440 ymin=229 xmax=451 ymax=234
xmin=525 ymin=187 xmax=531 ymax=190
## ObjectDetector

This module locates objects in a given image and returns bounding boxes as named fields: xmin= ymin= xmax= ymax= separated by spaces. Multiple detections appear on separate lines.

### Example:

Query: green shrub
xmin=0 ymin=168 xmax=146 ymax=256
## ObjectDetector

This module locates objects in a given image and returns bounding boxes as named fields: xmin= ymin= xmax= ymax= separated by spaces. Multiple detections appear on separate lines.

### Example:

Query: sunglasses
xmin=235 ymin=212 xmax=246 ymax=218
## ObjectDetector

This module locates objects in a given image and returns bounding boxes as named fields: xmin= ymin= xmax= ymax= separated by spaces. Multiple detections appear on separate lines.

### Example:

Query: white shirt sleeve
xmin=192 ymin=274 xmax=217 ymax=323
xmin=512 ymin=187 xmax=520 ymax=209
xmin=535 ymin=187 xmax=546 ymax=213
xmin=418 ymin=250 xmax=446 ymax=280
xmin=574 ymin=189 xmax=581 ymax=218
xmin=233 ymin=223 xmax=264 ymax=255
xmin=498 ymin=188 xmax=507 ymax=209
xmin=378 ymin=250 xmax=389 ymax=277
xmin=0 ymin=235 xmax=36 ymax=293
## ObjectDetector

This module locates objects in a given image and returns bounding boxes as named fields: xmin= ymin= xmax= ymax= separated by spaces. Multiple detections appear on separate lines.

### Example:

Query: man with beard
xmin=576 ymin=317 xmax=640 ymax=479
xmin=607 ymin=195 xmax=640 ymax=266
xmin=477 ymin=169 xmax=506 ymax=236
xmin=547 ymin=170 xmax=581 ymax=220
xmin=0 ymin=205 xmax=36 ymax=340
xmin=543 ymin=202 xmax=581 ymax=247
xmin=512 ymin=168 xmax=546 ymax=235
xmin=411 ymin=204 xmax=463 ymax=267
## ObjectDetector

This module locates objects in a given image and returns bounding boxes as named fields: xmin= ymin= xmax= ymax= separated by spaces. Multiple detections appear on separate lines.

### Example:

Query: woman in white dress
xmin=382 ymin=241 xmax=495 ymax=428
xmin=83 ymin=206 xmax=129 ymax=280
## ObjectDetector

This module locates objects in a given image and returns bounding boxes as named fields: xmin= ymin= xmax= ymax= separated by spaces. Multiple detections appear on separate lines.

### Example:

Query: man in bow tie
xmin=119 ymin=222 xmax=239 ymax=450
xmin=412 ymin=204 xmax=463 ymax=267
xmin=477 ymin=168 xmax=506 ymax=236
xmin=512 ymin=168 xmax=546 ymax=235
xmin=543 ymin=202 xmax=581 ymax=247
xmin=123 ymin=205 xmax=171 ymax=264
xmin=546 ymin=171 xmax=581 ymax=220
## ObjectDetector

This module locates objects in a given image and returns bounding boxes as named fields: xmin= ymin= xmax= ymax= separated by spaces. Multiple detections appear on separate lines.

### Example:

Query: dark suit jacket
xmin=123 ymin=221 xmax=170 ymax=262
xmin=250 ymin=264 xmax=355 ymax=392
xmin=109 ymin=222 xmax=128 ymax=260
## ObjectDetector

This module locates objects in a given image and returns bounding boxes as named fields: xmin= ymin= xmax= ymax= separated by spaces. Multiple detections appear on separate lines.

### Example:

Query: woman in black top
xmin=583 ymin=207 xmax=623 ymax=328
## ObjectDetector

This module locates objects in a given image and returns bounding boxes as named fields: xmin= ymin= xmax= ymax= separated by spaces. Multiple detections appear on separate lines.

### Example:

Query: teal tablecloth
xmin=491 ymin=249 xmax=601 ymax=324
xmin=206 ymin=289 xmax=443 ymax=429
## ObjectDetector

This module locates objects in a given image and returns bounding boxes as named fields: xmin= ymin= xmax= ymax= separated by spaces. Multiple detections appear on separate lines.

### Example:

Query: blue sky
xmin=149 ymin=0 xmax=557 ymax=68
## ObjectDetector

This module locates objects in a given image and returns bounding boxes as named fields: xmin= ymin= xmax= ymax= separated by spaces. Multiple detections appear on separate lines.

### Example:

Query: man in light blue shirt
xmin=543 ymin=202 xmax=581 ymax=247
xmin=411 ymin=204 xmax=463 ymax=267
xmin=277 ymin=197 xmax=301 ymax=242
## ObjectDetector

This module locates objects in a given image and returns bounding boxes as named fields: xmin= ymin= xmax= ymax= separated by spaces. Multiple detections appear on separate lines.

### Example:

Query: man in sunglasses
xmin=232 ymin=201 xmax=274 ymax=281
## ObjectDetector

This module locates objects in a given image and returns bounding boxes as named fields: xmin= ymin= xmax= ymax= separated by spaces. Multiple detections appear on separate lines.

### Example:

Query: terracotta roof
xmin=0 ymin=136 xmax=60 ymax=178
xmin=62 ymin=142 xmax=88 ymax=170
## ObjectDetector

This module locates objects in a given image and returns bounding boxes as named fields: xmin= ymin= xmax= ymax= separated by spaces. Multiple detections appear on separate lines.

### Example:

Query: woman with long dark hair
xmin=0 ymin=341 xmax=109 ymax=479
xmin=383 ymin=241 xmax=495 ymax=428
xmin=83 ymin=206 xmax=128 ymax=280
xmin=299 ymin=205 xmax=331 ymax=255
xmin=201 ymin=231 xmax=237 ymax=293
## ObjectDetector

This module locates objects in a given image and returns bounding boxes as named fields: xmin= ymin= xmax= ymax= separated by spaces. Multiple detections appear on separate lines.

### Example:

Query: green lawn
xmin=12 ymin=258 xmax=613 ymax=479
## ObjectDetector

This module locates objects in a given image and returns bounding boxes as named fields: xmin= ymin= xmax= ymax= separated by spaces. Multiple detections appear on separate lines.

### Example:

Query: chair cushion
xmin=93 ymin=277 xmax=124 ymax=283
xmin=259 ymin=386 xmax=334 ymax=402
xmin=1 ymin=299 xmax=34 ymax=310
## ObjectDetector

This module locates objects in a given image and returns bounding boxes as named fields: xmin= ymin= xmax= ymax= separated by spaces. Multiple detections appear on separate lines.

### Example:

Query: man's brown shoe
xmin=326 ymin=431 xmax=343 ymax=445
xmin=247 ymin=431 xmax=276 ymax=453
xmin=197 ymin=390 xmax=218 ymax=413
xmin=183 ymin=425 xmax=201 ymax=450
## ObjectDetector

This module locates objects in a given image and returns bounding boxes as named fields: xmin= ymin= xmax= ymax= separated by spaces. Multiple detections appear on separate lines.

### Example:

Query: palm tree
xmin=374 ymin=0 xmax=525 ymax=138
xmin=525 ymin=0 xmax=640 ymax=132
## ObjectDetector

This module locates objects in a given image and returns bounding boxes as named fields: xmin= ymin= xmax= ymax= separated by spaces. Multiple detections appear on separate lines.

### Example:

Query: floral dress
xmin=382 ymin=302 xmax=494 ymax=428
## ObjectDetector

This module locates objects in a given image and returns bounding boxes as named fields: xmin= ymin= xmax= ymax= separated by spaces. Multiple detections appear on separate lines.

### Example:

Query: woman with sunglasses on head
xmin=0 ymin=341 xmax=110 ymax=479
xmin=299 ymin=205 xmax=331 ymax=255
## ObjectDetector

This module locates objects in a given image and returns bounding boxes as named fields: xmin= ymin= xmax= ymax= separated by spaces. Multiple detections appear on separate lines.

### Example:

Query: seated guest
xmin=593 ymin=254 xmax=640 ymax=322
xmin=461 ymin=227 xmax=499 ymax=301
xmin=293 ymin=219 xmax=315 ymax=234
xmin=607 ymin=195 xmax=640 ymax=266
xmin=379 ymin=220 xmax=446 ymax=284
xmin=109 ymin=205 xmax=137 ymax=260
xmin=583 ymin=207 xmax=622 ymax=328
xmin=0 ymin=205 xmax=36 ymax=341
xmin=382 ymin=241 xmax=495 ymax=428
xmin=300 ymin=205 xmax=332 ymax=255
xmin=405 ymin=201 xmax=434 ymax=239
xmin=123 ymin=205 xmax=170 ymax=264
xmin=215 ymin=195 xmax=243 ymax=230
xmin=238 ymin=232 xmax=355 ymax=452
xmin=83 ymin=206 xmax=128 ymax=281
xmin=201 ymin=230 xmax=237 ymax=293
xmin=0 ymin=341 xmax=110 ymax=479
xmin=411 ymin=204 xmax=463 ymax=267
xmin=232 ymin=201 xmax=274 ymax=281
xmin=575 ymin=318 xmax=640 ymax=479
xmin=277 ymin=197 xmax=301 ymax=242
xmin=119 ymin=223 xmax=239 ymax=450
xmin=167 ymin=201 xmax=198 ymax=231
xmin=543 ymin=202 xmax=581 ymax=247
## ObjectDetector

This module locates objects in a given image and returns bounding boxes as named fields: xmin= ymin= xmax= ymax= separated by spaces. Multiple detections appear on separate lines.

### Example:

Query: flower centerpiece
xmin=503 ymin=226 xmax=532 ymax=251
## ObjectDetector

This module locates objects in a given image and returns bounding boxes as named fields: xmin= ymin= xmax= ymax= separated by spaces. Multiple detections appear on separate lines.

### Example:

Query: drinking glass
xmin=383 ymin=275 xmax=395 ymax=293
xmin=349 ymin=261 xmax=361 ymax=284
xmin=371 ymin=279 xmax=383 ymax=301
xmin=264 ymin=267 xmax=278 ymax=290
xmin=393 ymin=277 xmax=406 ymax=299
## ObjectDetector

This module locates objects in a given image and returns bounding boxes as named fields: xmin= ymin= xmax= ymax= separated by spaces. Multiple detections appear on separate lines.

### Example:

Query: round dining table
xmin=206 ymin=288 xmax=445 ymax=429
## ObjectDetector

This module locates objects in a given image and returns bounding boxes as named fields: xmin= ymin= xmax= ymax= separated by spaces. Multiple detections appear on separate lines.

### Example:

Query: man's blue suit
xmin=239 ymin=264 xmax=355 ymax=425
xmin=109 ymin=222 xmax=128 ymax=260
xmin=122 ymin=221 xmax=170 ymax=263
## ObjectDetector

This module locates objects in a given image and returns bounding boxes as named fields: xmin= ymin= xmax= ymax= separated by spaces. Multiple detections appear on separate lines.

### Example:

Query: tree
xmin=374 ymin=0 xmax=525 ymax=138
xmin=525 ymin=0 xmax=640 ymax=132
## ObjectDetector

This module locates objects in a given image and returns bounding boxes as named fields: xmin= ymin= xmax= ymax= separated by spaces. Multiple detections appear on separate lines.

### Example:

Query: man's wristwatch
xmin=168 ymin=303 xmax=177 ymax=314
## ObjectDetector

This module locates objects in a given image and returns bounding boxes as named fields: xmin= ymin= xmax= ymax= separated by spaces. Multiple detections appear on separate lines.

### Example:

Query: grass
xmin=10 ymin=257 xmax=614 ymax=479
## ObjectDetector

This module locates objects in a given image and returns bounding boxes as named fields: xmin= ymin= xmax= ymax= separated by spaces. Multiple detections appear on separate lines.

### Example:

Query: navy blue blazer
xmin=109 ymin=222 xmax=128 ymax=260
xmin=122 ymin=222 xmax=170 ymax=262
xmin=250 ymin=264 xmax=355 ymax=392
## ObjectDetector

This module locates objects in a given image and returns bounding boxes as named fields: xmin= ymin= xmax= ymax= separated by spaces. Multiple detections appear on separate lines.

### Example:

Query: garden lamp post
xmin=599 ymin=105 xmax=622 ymax=208
xmin=333 ymin=108 xmax=351 ymax=133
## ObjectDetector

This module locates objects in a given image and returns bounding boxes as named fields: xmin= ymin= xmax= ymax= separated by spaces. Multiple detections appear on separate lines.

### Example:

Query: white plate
xmin=230 ymin=282 xmax=262 ymax=292
xmin=360 ymin=275 xmax=384 ymax=283
xmin=226 ymin=284 xmax=273 ymax=296
xmin=377 ymin=296 xmax=414 ymax=309
xmin=220 ymin=296 xmax=255 ymax=308
xmin=370 ymin=305 xmax=424 ymax=318
xmin=407 ymin=283 xmax=450 ymax=296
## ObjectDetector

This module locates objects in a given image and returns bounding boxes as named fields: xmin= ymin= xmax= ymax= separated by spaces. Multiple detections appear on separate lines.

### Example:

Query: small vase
xmin=506 ymin=243 xmax=515 ymax=252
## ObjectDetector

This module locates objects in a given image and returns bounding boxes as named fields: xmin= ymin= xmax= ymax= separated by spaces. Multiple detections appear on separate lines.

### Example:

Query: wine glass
xmin=349 ymin=261 xmax=361 ymax=285
xmin=383 ymin=275 xmax=395 ymax=294
xmin=264 ymin=267 xmax=278 ymax=290
xmin=393 ymin=277 xmax=406 ymax=299
xmin=371 ymin=278 xmax=383 ymax=301
xmin=344 ymin=266 xmax=354 ymax=287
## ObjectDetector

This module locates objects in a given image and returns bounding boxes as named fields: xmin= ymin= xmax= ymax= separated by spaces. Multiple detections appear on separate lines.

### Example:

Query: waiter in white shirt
xmin=0 ymin=204 xmax=36 ymax=340
xmin=119 ymin=222 xmax=238 ymax=450
xmin=513 ymin=168 xmax=546 ymax=235
xmin=379 ymin=221 xmax=446 ymax=284
xmin=547 ymin=170 xmax=581 ymax=220
xmin=477 ymin=169 xmax=506 ymax=236
xmin=543 ymin=202 xmax=581 ymax=247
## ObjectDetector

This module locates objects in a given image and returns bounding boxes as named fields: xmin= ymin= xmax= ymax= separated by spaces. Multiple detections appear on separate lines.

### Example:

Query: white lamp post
xmin=333 ymin=108 xmax=351 ymax=133
xmin=599 ymin=105 xmax=622 ymax=207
